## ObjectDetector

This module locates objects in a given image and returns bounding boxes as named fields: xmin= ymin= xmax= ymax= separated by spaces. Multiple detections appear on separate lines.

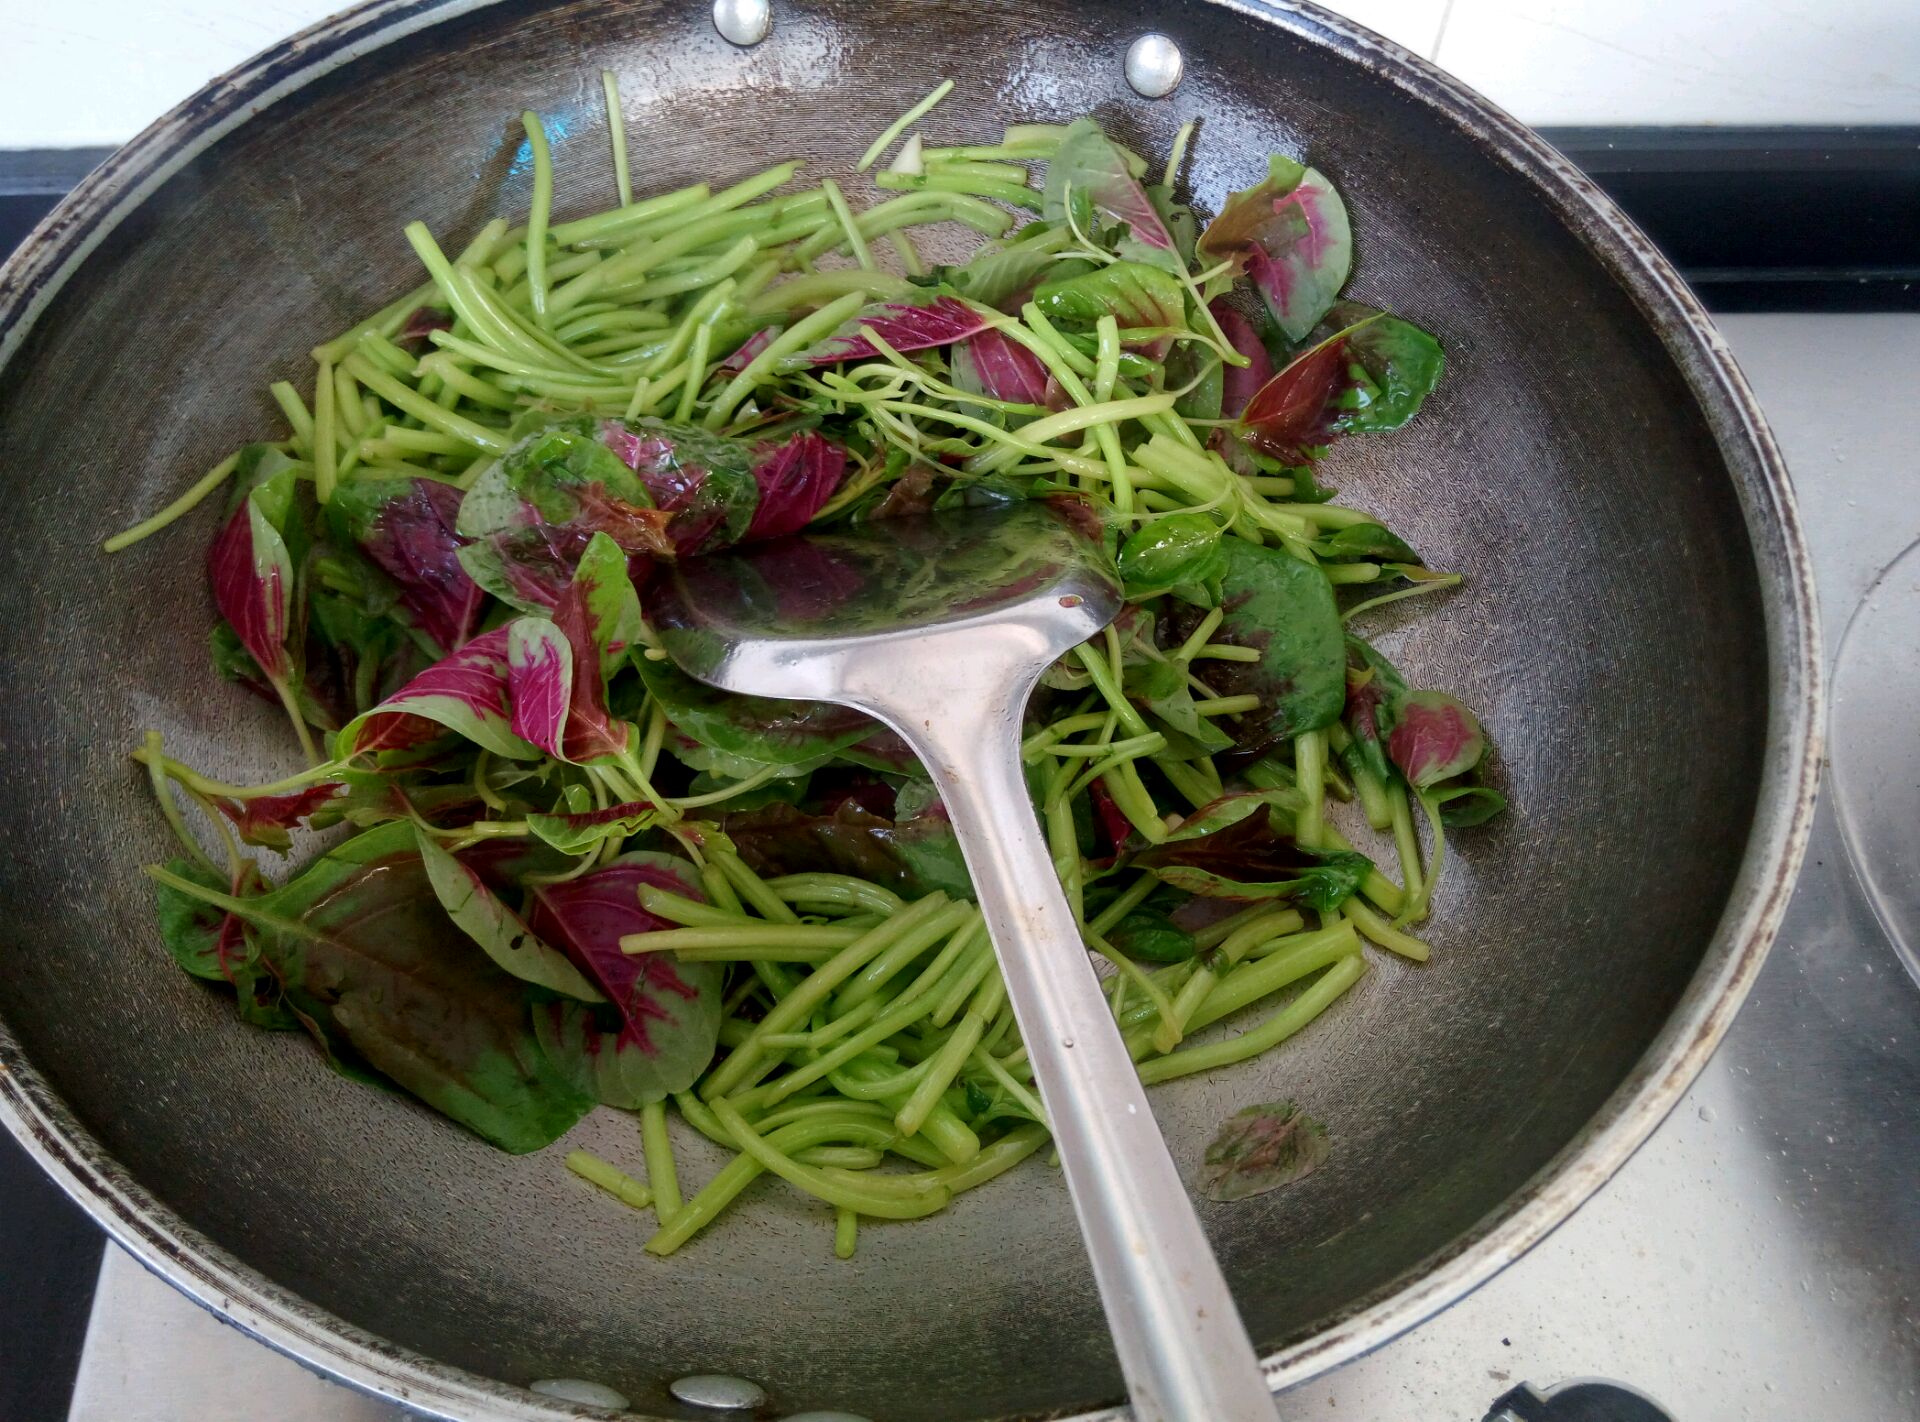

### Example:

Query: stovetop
xmin=4 ymin=153 xmax=1918 ymax=1422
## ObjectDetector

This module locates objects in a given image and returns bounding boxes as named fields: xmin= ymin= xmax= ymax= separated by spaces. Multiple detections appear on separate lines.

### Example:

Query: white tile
xmin=1314 ymin=0 xmax=1453 ymax=58
xmin=0 ymin=0 xmax=343 ymax=148
xmin=1 ymin=1 xmax=1918 ymax=149
xmin=0 ymin=0 xmax=1437 ymax=152
xmin=1437 ymin=0 xmax=1920 ymax=125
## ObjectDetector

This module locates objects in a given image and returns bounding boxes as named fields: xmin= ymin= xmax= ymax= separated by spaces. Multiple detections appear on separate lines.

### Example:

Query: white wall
xmin=2 ymin=0 xmax=1917 ymax=148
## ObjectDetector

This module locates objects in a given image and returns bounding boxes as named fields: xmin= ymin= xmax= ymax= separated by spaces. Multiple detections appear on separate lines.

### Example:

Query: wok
xmin=0 ymin=2 xmax=1820 ymax=1419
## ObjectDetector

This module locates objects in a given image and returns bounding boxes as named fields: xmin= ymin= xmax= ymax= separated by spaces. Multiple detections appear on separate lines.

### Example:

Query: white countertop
xmin=2 ymin=0 xmax=1919 ymax=150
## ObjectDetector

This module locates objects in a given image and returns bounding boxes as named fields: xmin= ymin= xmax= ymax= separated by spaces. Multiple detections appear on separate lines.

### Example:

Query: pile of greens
xmin=119 ymin=78 xmax=1504 ymax=1258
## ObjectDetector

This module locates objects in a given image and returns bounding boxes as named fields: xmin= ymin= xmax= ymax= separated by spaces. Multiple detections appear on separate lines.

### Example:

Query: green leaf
xmin=1118 ymin=513 xmax=1228 ymax=600
xmin=1327 ymin=302 xmax=1446 ymax=436
xmin=1158 ymin=789 xmax=1304 ymax=843
xmin=1124 ymin=655 xmax=1233 ymax=755
xmin=1134 ymin=794 xmax=1368 ymax=909
xmin=1168 ymin=339 xmax=1225 ymax=422
xmin=1313 ymin=522 xmax=1420 ymax=565
xmin=1032 ymin=261 xmax=1185 ymax=335
xmin=1042 ymin=118 xmax=1181 ymax=272
xmin=633 ymin=651 xmax=877 ymax=767
xmin=1199 ymin=1101 xmax=1330 ymax=1202
xmin=456 ymin=417 xmax=675 ymax=614
xmin=153 ymin=858 xmax=263 ymax=987
xmin=1430 ymin=784 xmax=1508 ymax=827
xmin=928 ymin=223 xmax=1078 ymax=311
xmin=526 ymin=800 xmax=661 ymax=855
xmin=415 ymin=827 xmax=604 ymax=1002
xmin=162 ymin=821 xmax=593 ymax=1152
xmin=1168 ymin=538 xmax=1345 ymax=752
xmin=573 ymin=531 xmax=645 ymax=674
xmin=1107 ymin=907 xmax=1198 ymax=964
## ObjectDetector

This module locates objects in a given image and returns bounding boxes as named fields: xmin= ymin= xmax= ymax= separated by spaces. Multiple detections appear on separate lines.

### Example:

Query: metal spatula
xmin=653 ymin=501 xmax=1278 ymax=1422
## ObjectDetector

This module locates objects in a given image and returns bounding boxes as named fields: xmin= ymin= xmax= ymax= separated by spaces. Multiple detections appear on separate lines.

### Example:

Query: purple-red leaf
xmin=215 ymin=783 xmax=345 ymax=851
xmin=1386 ymin=689 xmax=1487 ymax=788
xmin=721 ymin=791 xmax=973 ymax=901
xmin=326 ymin=478 xmax=485 ymax=653
xmin=779 ymin=294 xmax=991 ymax=368
xmin=207 ymin=497 xmax=294 ymax=683
xmin=719 ymin=325 xmax=779 ymax=373
xmin=744 ymin=430 xmax=847 ymax=542
xmin=528 ymin=854 xmax=724 ymax=1109
xmin=1198 ymin=156 xmax=1352 ymax=342
xmin=337 ymin=625 xmax=537 ymax=760
xmin=949 ymin=327 xmax=1052 ymax=406
xmin=396 ymin=305 xmax=454 ymax=353
xmin=506 ymin=581 xmax=630 ymax=766
xmin=1237 ymin=305 xmax=1445 ymax=460
xmin=1211 ymin=302 xmax=1276 ymax=418
xmin=1237 ymin=331 xmax=1351 ymax=461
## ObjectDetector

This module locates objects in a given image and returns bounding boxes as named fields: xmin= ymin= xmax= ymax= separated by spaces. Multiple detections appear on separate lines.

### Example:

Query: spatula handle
xmin=852 ymin=645 xmax=1279 ymax=1422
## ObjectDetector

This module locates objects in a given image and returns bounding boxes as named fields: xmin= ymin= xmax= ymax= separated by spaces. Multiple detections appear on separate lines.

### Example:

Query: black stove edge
xmin=4 ymin=129 xmax=1919 ymax=310
xmin=1540 ymin=126 xmax=1920 ymax=312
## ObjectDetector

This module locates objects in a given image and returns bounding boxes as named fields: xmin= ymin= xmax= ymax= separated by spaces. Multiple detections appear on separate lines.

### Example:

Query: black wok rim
xmin=0 ymin=2 xmax=1822 ymax=1417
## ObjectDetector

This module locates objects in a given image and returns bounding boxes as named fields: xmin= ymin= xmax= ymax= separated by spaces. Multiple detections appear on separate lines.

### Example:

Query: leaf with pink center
xmin=1386 ymin=689 xmax=1487 ymax=789
xmin=336 ymin=625 xmax=538 ymax=761
xmin=1199 ymin=155 xmax=1352 ymax=341
xmin=506 ymin=597 xmax=630 ymax=765
xmin=1042 ymin=118 xmax=1179 ymax=271
xmin=528 ymin=853 xmax=724 ymax=1108
xmin=778 ymin=293 xmax=993 ymax=368
xmin=326 ymin=477 xmax=485 ymax=653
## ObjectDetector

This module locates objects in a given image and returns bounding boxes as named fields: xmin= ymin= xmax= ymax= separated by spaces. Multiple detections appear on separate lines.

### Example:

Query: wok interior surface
xmin=0 ymin=2 xmax=1782 ymax=1418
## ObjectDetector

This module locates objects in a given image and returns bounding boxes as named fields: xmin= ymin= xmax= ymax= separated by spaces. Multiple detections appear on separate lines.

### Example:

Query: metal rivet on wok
xmin=671 ymin=1372 xmax=769 ymax=1410
xmin=530 ymin=1377 xmax=630 ymax=1409
xmin=713 ymin=0 xmax=772 ymax=47
xmin=1125 ymin=33 xmax=1185 ymax=98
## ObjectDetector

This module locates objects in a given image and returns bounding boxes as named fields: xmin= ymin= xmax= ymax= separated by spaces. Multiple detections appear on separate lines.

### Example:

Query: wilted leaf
xmin=1199 ymin=1101 xmax=1330 ymax=1201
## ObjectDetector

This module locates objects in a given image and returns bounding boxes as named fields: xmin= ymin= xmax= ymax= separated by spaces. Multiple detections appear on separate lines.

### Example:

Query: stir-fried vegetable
xmin=118 ymin=76 xmax=1504 ymax=1254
